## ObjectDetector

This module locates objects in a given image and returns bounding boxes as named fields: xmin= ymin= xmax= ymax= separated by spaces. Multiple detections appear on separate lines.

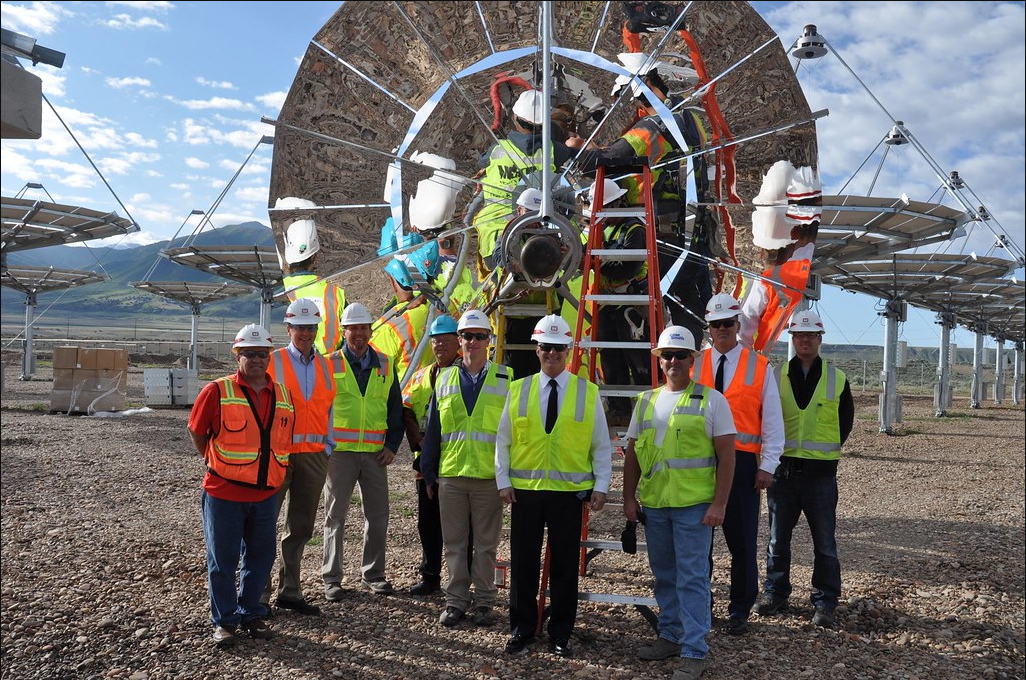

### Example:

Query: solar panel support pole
xmin=934 ymin=312 xmax=954 ymax=417
xmin=259 ymin=288 xmax=273 ymax=331
xmin=190 ymin=305 xmax=201 ymax=371
xmin=1013 ymin=343 xmax=1023 ymax=406
xmin=993 ymin=337 xmax=1005 ymax=405
xmin=20 ymin=292 xmax=37 ymax=380
xmin=879 ymin=300 xmax=901 ymax=434
xmin=970 ymin=327 xmax=985 ymax=409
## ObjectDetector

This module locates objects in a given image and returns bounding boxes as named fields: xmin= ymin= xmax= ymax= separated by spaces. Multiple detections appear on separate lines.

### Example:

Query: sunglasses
xmin=238 ymin=349 xmax=269 ymax=359
xmin=660 ymin=351 xmax=692 ymax=361
xmin=460 ymin=331 xmax=490 ymax=341
xmin=708 ymin=319 xmax=737 ymax=329
xmin=537 ymin=343 xmax=568 ymax=353
xmin=289 ymin=324 xmax=319 ymax=333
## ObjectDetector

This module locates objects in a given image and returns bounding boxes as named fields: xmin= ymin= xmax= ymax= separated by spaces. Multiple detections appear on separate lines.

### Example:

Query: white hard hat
xmin=340 ymin=302 xmax=373 ymax=326
xmin=532 ymin=314 xmax=573 ymax=345
xmin=588 ymin=179 xmax=628 ymax=210
xmin=788 ymin=310 xmax=826 ymax=334
xmin=705 ymin=293 xmax=742 ymax=322
xmin=457 ymin=309 xmax=492 ymax=332
xmin=408 ymin=151 xmax=461 ymax=231
xmin=284 ymin=298 xmax=322 ymax=326
xmin=233 ymin=323 xmax=274 ymax=350
xmin=652 ymin=325 xmax=698 ymax=356
xmin=512 ymin=90 xmax=545 ymax=125
xmin=284 ymin=218 xmax=320 ymax=264
xmin=516 ymin=187 xmax=543 ymax=210
xmin=611 ymin=52 xmax=657 ymax=97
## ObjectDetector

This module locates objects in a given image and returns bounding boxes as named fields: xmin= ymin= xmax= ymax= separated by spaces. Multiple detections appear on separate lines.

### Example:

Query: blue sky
xmin=2 ymin=1 xmax=1024 ymax=350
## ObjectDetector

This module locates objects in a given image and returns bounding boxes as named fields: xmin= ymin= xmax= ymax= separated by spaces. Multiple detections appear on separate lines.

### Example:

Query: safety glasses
xmin=537 ymin=343 xmax=568 ymax=353
xmin=238 ymin=349 xmax=269 ymax=359
xmin=460 ymin=331 xmax=490 ymax=342
xmin=660 ymin=351 xmax=691 ymax=362
xmin=708 ymin=319 xmax=736 ymax=329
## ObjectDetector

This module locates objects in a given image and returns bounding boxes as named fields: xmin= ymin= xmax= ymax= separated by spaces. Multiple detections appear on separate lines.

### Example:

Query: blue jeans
xmin=202 ymin=491 xmax=277 ymax=628
xmin=646 ymin=504 xmax=713 ymax=660
xmin=764 ymin=469 xmax=841 ymax=610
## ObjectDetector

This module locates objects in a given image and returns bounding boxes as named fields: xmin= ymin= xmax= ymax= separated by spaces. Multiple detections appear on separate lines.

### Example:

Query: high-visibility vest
xmin=752 ymin=258 xmax=810 ymax=352
xmin=508 ymin=373 xmax=598 ymax=492
xmin=436 ymin=363 xmax=512 ymax=479
xmin=329 ymin=350 xmax=394 ymax=452
xmin=620 ymin=117 xmax=673 ymax=205
xmin=205 ymin=377 xmax=294 ymax=489
xmin=693 ymin=347 xmax=768 ymax=453
xmin=776 ymin=360 xmax=845 ymax=461
xmin=633 ymin=383 xmax=716 ymax=508
xmin=370 ymin=301 xmax=429 ymax=382
xmin=600 ymin=220 xmax=648 ymax=292
xmin=437 ymin=260 xmax=476 ymax=317
xmin=268 ymin=348 xmax=336 ymax=453
xmin=474 ymin=139 xmax=555 ymax=259
xmin=282 ymin=273 xmax=347 ymax=355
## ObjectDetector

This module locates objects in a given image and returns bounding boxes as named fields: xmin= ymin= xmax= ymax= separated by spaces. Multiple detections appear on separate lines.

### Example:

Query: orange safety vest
xmin=268 ymin=348 xmax=336 ymax=453
xmin=205 ymin=377 xmax=295 ymax=489
xmin=753 ymin=258 xmax=810 ymax=353
xmin=692 ymin=347 xmax=767 ymax=453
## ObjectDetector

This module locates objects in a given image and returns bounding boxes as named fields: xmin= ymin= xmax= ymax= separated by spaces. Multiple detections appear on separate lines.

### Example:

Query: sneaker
xmin=755 ymin=594 xmax=789 ymax=616
xmin=470 ymin=606 xmax=495 ymax=627
xmin=812 ymin=607 xmax=835 ymax=628
xmin=324 ymin=583 xmax=345 ymax=602
xmin=409 ymin=579 xmax=441 ymax=596
xmin=639 ymin=636 xmax=680 ymax=660
xmin=439 ymin=606 xmax=464 ymax=627
xmin=275 ymin=596 xmax=321 ymax=616
xmin=211 ymin=625 xmax=236 ymax=648
xmin=672 ymin=657 xmax=708 ymax=680
xmin=361 ymin=578 xmax=395 ymax=595
xmin=724 ymin=615 xmax=749 ymax=636
xmin=242 ymin=618 xmax=274 ymax=640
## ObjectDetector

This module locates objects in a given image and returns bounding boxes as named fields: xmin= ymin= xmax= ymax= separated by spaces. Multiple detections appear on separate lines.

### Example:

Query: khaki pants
xmin=438 ymin=476 xmax=503 ymax=612
xmin=322 ymin=451 xmax=390 ymax=584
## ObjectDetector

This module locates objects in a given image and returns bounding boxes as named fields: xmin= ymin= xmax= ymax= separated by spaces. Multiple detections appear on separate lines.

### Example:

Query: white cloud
xmin=185 ymin=157 xmax=209 ymax=169
xmin=124 ymin=132 xmax=159 ymax=148
xmin=165 ymin=128 xmax=179 ymax=143
xmin=196 ymin=76 xmax=237 ymax=90
xmin=80 ymin=66 xmax=100 ymax=76
xmin=255 ymin=90 xmax=287 ymax=112
xmin=177 ymin=117 xmax=272 ymax=150
xmin=171 ymin=96 xmax=256 ymax=112
xmin=170 ymin=183 xmax=190 ymax=190
xmin=106 ymin=1 xmax=176 ymax=12
xmin=106 ymin=76 xmax=152 ymax=89
xmin=235 ymin=185 xmax=270 ymax=203
xmin=0 ymin=2 xmax=74 ymax=35
xmin=35 ymin=66 xmax=67 ymax=98
xmin=145 ymin=169 xmax=163 ymax=177
xmin=145 ymin=57 xmax=162 ymax=66
xmin=34 ymin=158 xmax=98 ymax=189
xmin=102 ymin=13 xmax=168 ymax=30
xmin=99 ymin=151 xmax=161 ymax=175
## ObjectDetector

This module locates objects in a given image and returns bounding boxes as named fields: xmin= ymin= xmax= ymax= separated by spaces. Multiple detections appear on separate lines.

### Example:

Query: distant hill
xmin=1 ymin=222 xmax=276 ymax=321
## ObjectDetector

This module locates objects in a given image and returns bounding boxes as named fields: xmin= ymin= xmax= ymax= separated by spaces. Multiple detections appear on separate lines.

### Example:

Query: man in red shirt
xmin=189 ymin=324 xmax=295 ymax=647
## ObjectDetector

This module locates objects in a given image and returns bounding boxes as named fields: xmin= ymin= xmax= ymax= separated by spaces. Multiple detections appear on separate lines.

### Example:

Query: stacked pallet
xmin=50 ymin=347 xmax=129 ymax=414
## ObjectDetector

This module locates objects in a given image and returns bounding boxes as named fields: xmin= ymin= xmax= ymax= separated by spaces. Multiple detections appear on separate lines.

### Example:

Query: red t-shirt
xmin=189 ymin=371 xmax=278 ymax=503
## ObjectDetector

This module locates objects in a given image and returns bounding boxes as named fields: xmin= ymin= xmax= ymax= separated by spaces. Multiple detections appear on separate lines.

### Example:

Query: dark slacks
xmin=710 ymin=451 xmax=760 ymax=619
xmin=509 ymin=489 xmax=584 ymax=641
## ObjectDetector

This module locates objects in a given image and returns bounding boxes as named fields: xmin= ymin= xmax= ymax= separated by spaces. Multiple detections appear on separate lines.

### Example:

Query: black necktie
xmin=715 ymin=355 xmax=726 ymax=394
xmin=545 ymin=378 xmax=559 ymax=434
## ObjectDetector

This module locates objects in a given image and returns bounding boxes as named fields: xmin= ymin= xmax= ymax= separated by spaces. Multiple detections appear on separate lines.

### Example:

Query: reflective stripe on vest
xmin=329 ymin=350 xmax=393 ymax=452
xmin=508 ymin=373 xmax=597 ymax=491
xmin=206 ymin=378 xmax=294 ymax=489
xmin=474 ymin=139 xmax=555 ymax=258
xmin=693 ymin=348 xmax=766 ymax=453
xmin=776 ymin=361 xmax=844 ymax=460
xmin=282 ymin=273 xmax=346 ymax=355
xmin=600 ymin=221 xmax=648 ymax=291
xmin=270 ymin=349 xmax=335 ymax=452
xmin=621 ymin=117 xmax=672 ymax=204
xmin=632 ymin=383 xmax=716 ymax=508
xmin=436 ymin=363 xmax=511 ymax=479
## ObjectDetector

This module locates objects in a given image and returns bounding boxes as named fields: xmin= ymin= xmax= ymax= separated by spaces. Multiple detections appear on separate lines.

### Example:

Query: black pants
xmin=710 ymin=451 xmax=760 ymax=619
xmin=509 ymin=489 xmax=584 ymax=641
xmin=416 ymin=478 xmax=473 ymax=580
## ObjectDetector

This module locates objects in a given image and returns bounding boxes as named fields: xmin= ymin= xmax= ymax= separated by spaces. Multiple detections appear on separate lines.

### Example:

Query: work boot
xmin=639 ymin=636 xmax=680 ymax=660
xmin=812 ymin=607 xmax=835 ymax=628
xmin=409 ymin=578 xmax=441 ymax=596
xmin=672 ymin=657 xmax=708 ymax=680
xmin=755 ymin=594 xmax=789 ymax=616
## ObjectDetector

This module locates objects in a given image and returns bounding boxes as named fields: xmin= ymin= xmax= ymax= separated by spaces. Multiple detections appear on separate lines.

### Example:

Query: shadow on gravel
xmin=845 ymin=451 xmax=1023 ymax=468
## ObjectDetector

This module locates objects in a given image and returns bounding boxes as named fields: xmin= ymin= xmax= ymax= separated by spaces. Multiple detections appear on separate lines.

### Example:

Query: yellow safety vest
xmin=633 ymin=383 xmax=716 ymax=508
xmin=621 ymin=118 xmax=672 ymax=204
xmin=282 ymin=273 xmax=347 ymax=355
xmin=370 ymin=301 xmax=429 ymax=382
xmin=508 ymin=373 xmax=598 ymax=492
xmin=329 ymin=350 xmax=393 ymax=452
xmin=437 ymin=363 xmax=512 ymax=479
xmin=776 ymin=361 xmax=845 ymax=461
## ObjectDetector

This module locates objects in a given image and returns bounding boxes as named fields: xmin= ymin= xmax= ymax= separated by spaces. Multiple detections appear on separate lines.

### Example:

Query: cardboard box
xmin=50 ymin=387 xmax=125 ymax=414
xmin=76 ymin=348 xmax=98 ymax=370
xmin=53 ymin=346 xmax=79 ymax=370
xmin=53 ymin=368 xmax=76 ymax=390
xmin=95 ymin=348 xmax=129 ymax=371
xmin=99 ymin=369 xmax=129 ymax=391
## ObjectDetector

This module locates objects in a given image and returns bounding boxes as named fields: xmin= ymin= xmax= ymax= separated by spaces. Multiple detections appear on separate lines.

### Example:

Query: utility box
xmin=50 ymin=347 xmax=128 ymax=413
xmin=144 ymin=368 xmax=199 ymax=408
xmin=896 ymin=341 xmax=909 ymax=369
xmin=1 ymin=58 xmax=43 ymax=139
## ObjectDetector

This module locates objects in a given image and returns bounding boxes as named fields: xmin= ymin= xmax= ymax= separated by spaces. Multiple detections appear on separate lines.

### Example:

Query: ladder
xmin=535 ymin=160 xmax=665 ymax=634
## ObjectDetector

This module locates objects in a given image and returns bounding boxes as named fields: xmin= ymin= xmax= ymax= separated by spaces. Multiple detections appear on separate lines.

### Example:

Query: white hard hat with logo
xmin=532 ymin=314 xmax=573 ymax=345
xmin=284 ymin=298 xmax=322 ymax=326
xmin=788 ymin=310 xmax=826 ymax=334
xmin=652 ymin=325 xmax=698 ymax=356
xmin=512 ymin=90 xmax=545 ymax=125
xmin=457 ymin=309 xmax=492 ymax=332
xmin=340 ymin=302 xmax=374 ymax=326
xmin=705 ymin=293 xmax=742 ymax=322
xmin=588 ymin=178 xmax=628 ymax=210
xmin=233 ymin=323 xmax=274 ymax=350
xmin=276 ymin=196 xmax=321 ymax=264
xmin=516 ymin=187 xmax=543 ymax=211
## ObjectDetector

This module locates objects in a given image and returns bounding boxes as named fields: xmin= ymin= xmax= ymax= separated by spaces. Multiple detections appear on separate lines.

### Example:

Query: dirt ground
xmin=1 ymin=359 xmax=1023 ymax=680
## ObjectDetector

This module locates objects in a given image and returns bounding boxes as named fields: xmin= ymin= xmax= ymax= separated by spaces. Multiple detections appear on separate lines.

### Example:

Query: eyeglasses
xmin=460 ymin=331 xmax=490 ymax=341
xmin=708 ymin=319 xmax=736 ymax=329
xmin=289 ymin=324 xmax=319 ymax=333
xmin=238 ymin=349 xmax=269 ymax=359
xmin=660 ymin=351 xmax=691 ymax=361
xmin=537 ymin=343 xmax=568 ymax=353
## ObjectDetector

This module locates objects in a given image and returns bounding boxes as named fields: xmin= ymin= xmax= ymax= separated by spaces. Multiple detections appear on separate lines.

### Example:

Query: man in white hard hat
xmin=278 ymin=198 xmax=348 ymax=356
xmin=495 ymin=314 xmax=612 ymax=658
xmin=419 ymin=310 xmax=512 ymax=629
xmin=260 ymin=299 xmax=337 ymax=616
xmin=189 ymin=324 xmax=295 ymax=648
xmin=755 ymin=310 xmax=853 ymax=629
xmin=691 ymin=293 xmax=784 ymax=635
xmin=623 ymin=326 xmax=736 ymax=680
xmin=322 ymin=302 xmax=403 ymax=599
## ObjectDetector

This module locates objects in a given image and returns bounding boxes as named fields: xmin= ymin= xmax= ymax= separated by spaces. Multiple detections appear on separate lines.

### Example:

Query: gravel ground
xmin=2 ymin=361 xmax=1024 ymax=680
